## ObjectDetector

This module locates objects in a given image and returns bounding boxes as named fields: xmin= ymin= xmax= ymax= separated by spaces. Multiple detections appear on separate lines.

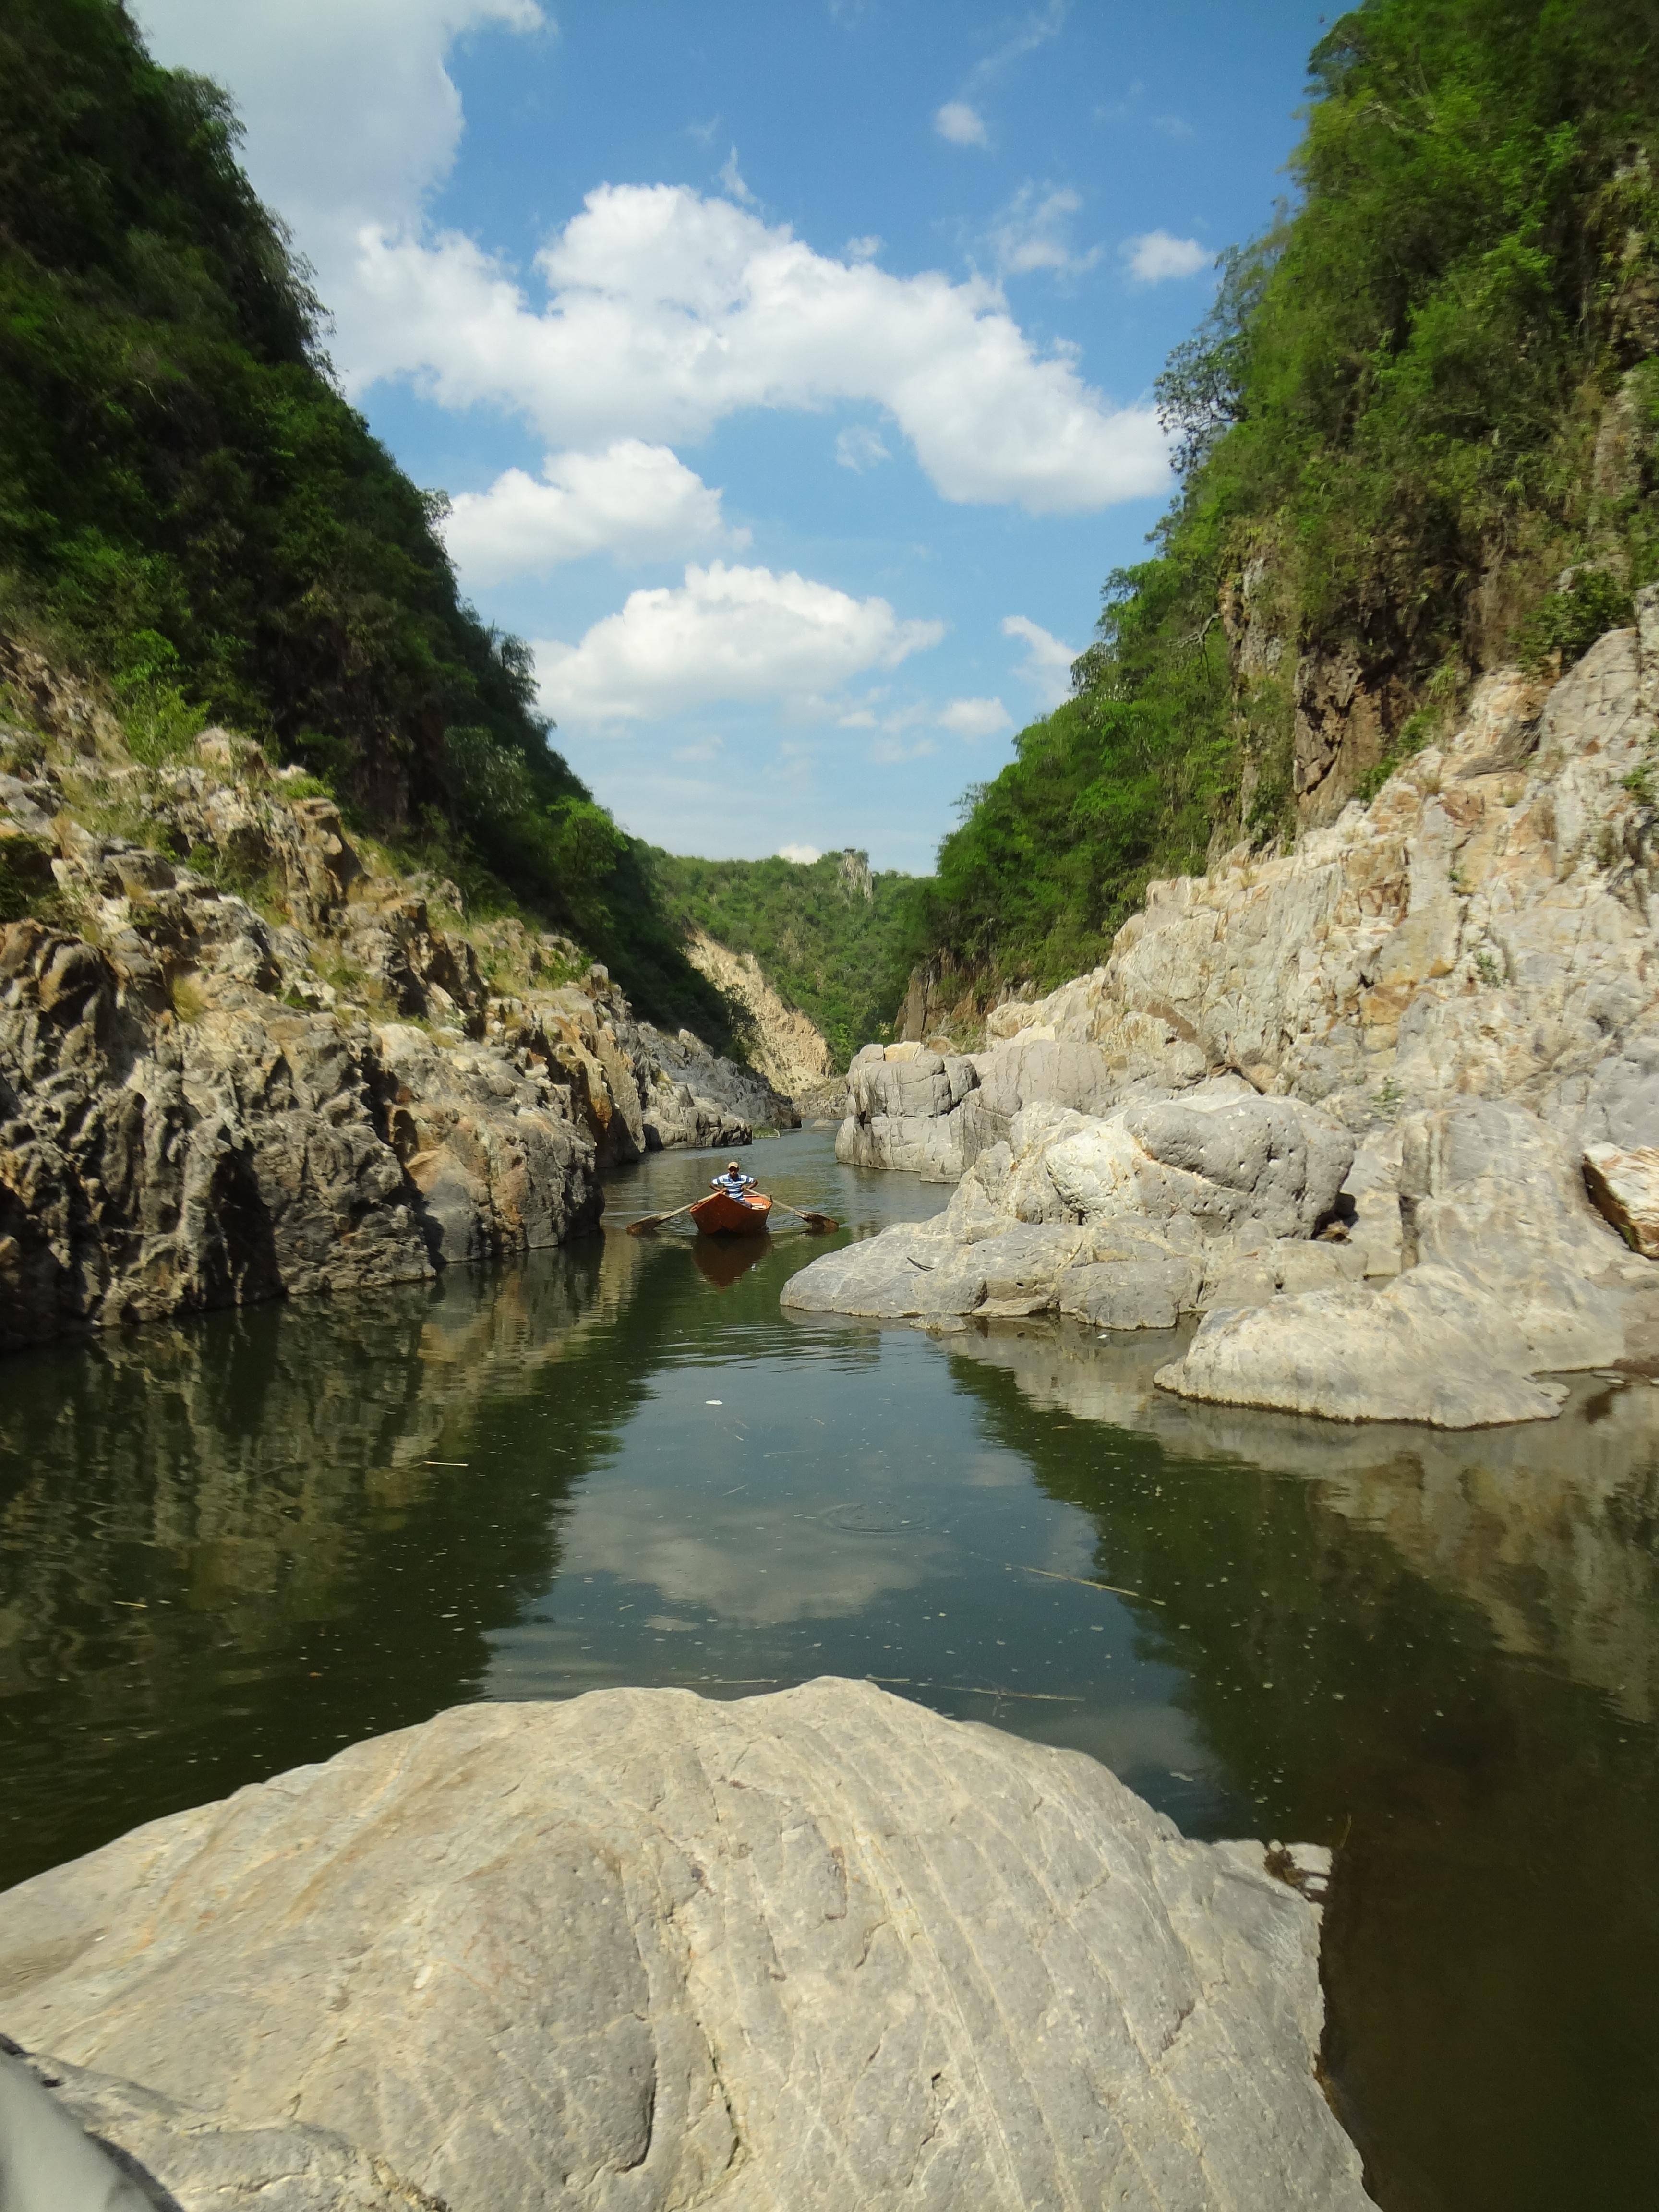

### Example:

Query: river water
xmin=2 ymin=1129 xmax=1656 ymax=2208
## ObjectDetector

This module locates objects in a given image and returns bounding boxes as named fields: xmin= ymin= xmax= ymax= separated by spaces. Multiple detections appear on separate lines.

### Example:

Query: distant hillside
xmin=0 ymin=0 xmax=732 ymax=1046
xmin=648 ymin=848 xmax=915 ymax=1067
xmin=906 ymin=0 xmax=1659 ymax=1007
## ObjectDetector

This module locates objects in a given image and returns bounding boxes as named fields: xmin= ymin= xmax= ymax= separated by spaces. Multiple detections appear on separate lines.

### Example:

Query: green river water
xmin=2 ymin=1128 xmax=1656 ymax=2209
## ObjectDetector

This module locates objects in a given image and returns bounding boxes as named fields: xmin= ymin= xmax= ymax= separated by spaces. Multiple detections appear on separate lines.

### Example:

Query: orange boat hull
xmin=691 ymin=1190 xmax=772 ymax=1235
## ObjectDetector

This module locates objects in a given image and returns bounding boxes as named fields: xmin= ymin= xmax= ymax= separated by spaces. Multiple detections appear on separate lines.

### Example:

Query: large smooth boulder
xmin=0 ymin=1683 xmax=1368 ymax=2212
xmin=790 ymin=1083 xmax=1360 ymax=1334
xmin=1154 ymin=1099 xmax=1659 ymax=1426
xmin=1044 ymin=1092 xmax=1354 ymax=1240
xmin=1154 ymin=1264 xmax=1569 ymax=1428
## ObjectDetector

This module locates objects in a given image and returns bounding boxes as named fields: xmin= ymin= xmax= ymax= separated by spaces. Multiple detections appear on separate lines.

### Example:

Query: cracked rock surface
xmin=0 ymin=1680 xmax=1368 ymax=2212
xmin=0 ymin=654 xmax=791 ymax=1351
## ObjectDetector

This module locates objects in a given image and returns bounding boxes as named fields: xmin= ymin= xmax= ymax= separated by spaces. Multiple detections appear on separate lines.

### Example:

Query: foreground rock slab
xmin=0 ymin=1681 xmax=1368 ymax=2212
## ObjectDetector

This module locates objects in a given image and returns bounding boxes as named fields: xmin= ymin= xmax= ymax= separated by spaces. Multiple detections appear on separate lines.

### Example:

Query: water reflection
xmin=0 ymin=1131 xmax=1655 ymax=2212
xmin=943 ymin=1318 xmax=1659 ymax=2212
xmin=691 ymin=1230 xmax=775 ymax=1290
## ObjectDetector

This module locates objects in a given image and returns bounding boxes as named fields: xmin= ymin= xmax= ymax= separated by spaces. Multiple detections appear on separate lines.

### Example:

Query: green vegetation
xmin=906 ymin=0 xmax=1659 ymax=1003
xmin=0 ymin=0 xmax=733 ymax=1044
xmin=648 ymin=849 xmax=916 ymax=1067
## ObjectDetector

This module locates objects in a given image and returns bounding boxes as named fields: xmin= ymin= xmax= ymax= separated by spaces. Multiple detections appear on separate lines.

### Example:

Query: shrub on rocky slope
xmin=902 ymin=0 xmax=1659 ymax=1014
xmin=0 ymin=0 xmax=730 ymax=1044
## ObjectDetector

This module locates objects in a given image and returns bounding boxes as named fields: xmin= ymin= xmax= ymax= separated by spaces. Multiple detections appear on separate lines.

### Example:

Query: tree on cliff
xmin=903 ymin=0 xmax=1659 ymax=1001
xmin=0 ymin=0 xmax=735 ymax=1044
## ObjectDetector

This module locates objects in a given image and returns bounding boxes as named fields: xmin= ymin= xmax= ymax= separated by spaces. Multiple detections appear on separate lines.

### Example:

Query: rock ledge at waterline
xmin=805 ymin=601 xmax=1659 ymax=1427
xmin=785 ymin=1085 xmax=1659 ymax=1426
xmin=0 ymin=1680 xmax=1367 ymax=2212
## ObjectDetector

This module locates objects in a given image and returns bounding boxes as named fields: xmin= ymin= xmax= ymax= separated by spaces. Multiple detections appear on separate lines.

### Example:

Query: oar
xmin=768 ymin=1197 xmax=839 ymax=1233
xmin=626 ymin=1198 xmax=702 ymax=1236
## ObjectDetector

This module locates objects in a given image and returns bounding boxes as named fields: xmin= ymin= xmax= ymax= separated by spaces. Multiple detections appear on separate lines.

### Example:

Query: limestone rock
xmin=1046 ymin=1091 xmax=1354 ymax=1241
xmin=869 ymin=605 xmax=1659 ymax=1183
xmin=1400 ymin=1096 xmax=1633 ymax=1369
xmin=1154 ymin=1264 xmax=1570 ymax=1428
xmin=1154 ymin=1097 xmax=1659 ymax=1426
xmin=0 ymin=1681 xmax=1369 ymax=2212
xmin=836 ymin=1035 xmax=1116 ymax=1180
xmin=793 ymin=1081 xmax=1358 ymax=1334
xmin=0 ymin=2045 xmax=440 ymax=2212
xmin=1583 ymin=1142 xmax=1659 ymax=1258
xmin=683 ymin=926 xmax=834 ymax=1097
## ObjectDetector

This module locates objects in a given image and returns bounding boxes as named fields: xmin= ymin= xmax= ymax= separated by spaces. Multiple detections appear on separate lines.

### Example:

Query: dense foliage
xmin=648 ymin=849 xmax=916 ymax=1068
xmin=906 ymin=0 xmax=1659 ymax=1000
xmin=0 ymin=0 xmax=732 ymax=1042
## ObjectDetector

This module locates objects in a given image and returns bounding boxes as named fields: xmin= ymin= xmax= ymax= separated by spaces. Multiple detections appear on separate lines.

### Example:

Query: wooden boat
xmin=690 ymin=1189 xmax=773 ymax=1236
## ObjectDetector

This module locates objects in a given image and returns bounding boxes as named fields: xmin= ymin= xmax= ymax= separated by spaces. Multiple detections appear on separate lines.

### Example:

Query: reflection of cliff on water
xmin=941 ymin=1317 xmax=1659 ymax=2212
xmin=950 ymin=1319 xmax=1659 ymax=1724
xmin=0 ymin=1232 xmax=642 ymax=1890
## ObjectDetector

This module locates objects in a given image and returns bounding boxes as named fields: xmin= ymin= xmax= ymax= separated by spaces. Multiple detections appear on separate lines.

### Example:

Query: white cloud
xmin=718 ymin=146 xmax=757 ymax=206
xmin=1123 ymin=230 xmax=1211 ymax=284
xmin=835 ymin=423 xmax=891 ymax=473
xmin=349 ymin=186 xmax=1169 ymax=514
xmin=938 ymin=695 xmax=1012 ymax=739
xmin=1004 ymin=613 xmax=1079 ymax=708
xmin=969 ymin=0 xmax=1068 ymax=83
xmin=137 ymin=8 xmax=1166 ymax=517
xmin=777 ymin=842 xmax=821 ymax=863
xmin=441 ymin=439 xmax=740 ymax=582
xmin=935 ymin=100 xmax=989 ymax=147
xmin=986 ymin=184 xmax=1101 ymax=280
xmin=136 ymin=0 xmax=543 ymax=253
xmin=845 ymin=234 xmax=882 ymax=262
xmin=534 ymin=560 xmax=944 ymax=724
xmin=672 ymin=735 xmax=724 ymax=765
xmin=869 ymin=735 xmax=938 ymax=764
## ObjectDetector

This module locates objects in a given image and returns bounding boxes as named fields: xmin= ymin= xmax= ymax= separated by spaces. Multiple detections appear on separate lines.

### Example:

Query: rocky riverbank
xmin=0 ymin=645 xmax=792 ymax=1353
xmin=805 ymin=600 xmax=1659 ymax=1427
xmin=0 ymin=1678 xmax=1367 ymax=2212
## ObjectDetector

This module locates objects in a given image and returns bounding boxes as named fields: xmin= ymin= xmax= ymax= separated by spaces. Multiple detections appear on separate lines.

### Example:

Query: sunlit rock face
xmin=0 ymin=1680 xmax=1368 ymax=2212
xmin=819 ymin=597 xmax=1659 ymax=1426
xmin=0 ymin=669 xmax=785 ymax=1351
xmin=957 ymin=600 xmax=1659 ymax=1147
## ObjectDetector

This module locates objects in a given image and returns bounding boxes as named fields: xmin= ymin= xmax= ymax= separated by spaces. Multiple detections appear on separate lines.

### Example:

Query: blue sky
xmin=137 ymin=0 xmax=1329 ymax=871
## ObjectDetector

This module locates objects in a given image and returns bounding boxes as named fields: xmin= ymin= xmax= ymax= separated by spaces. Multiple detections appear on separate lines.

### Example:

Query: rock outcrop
xmin=0 ymin=675 xmax=788 ymax=1352
xmin=0 ymin=1679 xmax=1368 ymax=2212
xmin=837 ymin=1034 xmax=1120 ymax=1182
xmin=794 ymin=1081 xmax=1659 ymax=1428
xmin=797 ymin=1080 xmax=1366 ymax=1325
xmin=962 ymin=607 xmax=1659 ymax=1149
xmin=684 ymin=925 xmax=836 ymax=1097
xmin=817 ymin=600 xmax=1659 ymax=1426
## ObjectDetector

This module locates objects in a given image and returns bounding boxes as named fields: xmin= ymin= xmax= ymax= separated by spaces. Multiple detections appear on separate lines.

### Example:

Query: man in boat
xmin=711 ymin=1160 xmax=758 ymax=1205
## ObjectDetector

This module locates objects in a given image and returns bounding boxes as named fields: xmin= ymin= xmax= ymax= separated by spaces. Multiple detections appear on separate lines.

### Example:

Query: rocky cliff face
xmin=683 ymin=924 xmax=836 ymax=1095
xmin=0 ymin=649 xmax=790 ymax=1353
xmin=0 ymin=1679 xmax=1367 ymax=2212
xmin=816 ymin=596 xmax=1659 ymax=1427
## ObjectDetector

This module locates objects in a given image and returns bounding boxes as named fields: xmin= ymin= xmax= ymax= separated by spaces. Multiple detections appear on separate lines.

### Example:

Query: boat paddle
xmin=625 ymin=1198 xmax=703 ymax=1236
xmin=767 ymin=1197 xmax=839 ymax=1233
